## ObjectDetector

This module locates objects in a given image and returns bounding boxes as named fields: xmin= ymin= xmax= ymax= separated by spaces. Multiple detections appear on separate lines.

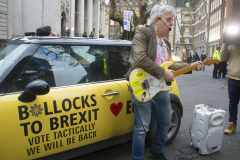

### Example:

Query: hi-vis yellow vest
xmin=103 ymin=59 xmax=107 ymax=75
xmin=213 ymin=50 xmax=221 ymax=62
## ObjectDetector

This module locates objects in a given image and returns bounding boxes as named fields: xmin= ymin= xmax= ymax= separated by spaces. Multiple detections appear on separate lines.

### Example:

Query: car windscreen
xmin=0 ymin=43 xmax=29 ymax=79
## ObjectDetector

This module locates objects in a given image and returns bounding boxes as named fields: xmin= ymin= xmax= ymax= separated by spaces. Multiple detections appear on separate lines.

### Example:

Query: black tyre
xmin=147 ymin=102 xmax=181 ymax=145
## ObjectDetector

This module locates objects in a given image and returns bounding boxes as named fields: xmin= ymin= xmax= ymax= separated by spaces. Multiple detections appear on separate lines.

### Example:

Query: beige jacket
xmin=220 ymin=43 xmax=240 ymax=80
xmin=124 ymin=25 xmax=190 ymax=80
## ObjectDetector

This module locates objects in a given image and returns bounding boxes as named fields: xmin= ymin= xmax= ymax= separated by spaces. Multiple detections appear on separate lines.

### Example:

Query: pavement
xmin=164 ymin=64 xmax=240 ymax=160
xmin=76 ymin=65 xmax=240 ymax=160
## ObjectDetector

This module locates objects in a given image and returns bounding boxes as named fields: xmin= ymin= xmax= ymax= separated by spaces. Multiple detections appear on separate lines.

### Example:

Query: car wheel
xmin=147 ymin=102 xmax=181 ymax=145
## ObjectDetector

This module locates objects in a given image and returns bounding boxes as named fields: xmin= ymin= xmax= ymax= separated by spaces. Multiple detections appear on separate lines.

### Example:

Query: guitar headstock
xmin=204 ymin=59 xmax=219 ymax=66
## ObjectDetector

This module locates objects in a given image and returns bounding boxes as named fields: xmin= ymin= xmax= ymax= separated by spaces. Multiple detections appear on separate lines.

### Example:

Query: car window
xmin=7 ymin=45 xmax=110 ymax=93
xmin=0 ymin=44 xmax=27 ymax=78
xmin=108 ymin=46 xmax=131 ymax=79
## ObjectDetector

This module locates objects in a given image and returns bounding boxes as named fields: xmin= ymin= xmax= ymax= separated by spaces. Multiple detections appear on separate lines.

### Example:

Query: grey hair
xmin=150 ymin=5 xmax=176 ymax=25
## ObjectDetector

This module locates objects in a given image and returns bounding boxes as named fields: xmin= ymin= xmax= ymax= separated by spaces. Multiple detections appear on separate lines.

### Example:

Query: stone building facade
xmin=208 ymin=0 xmax=224 ymax=57
xmin=0 ymin=0 xmax=105 ymax=41
xmin=0 ymin=0 xmax=8 ymax=40
xmin=173 ymin=0 xmax=209 ymax=59
xmin=173 ymin=0 xmax=235 ymax=58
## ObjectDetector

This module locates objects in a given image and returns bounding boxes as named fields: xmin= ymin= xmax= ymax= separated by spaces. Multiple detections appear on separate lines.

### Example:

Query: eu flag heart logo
xmin=110 ymin=102 xmax=123 ymax=117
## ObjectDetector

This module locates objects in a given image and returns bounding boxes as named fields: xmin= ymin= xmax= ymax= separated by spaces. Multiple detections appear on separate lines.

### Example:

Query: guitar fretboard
xmin=173 ymin=65 xmax=198 ymax=77
xmin=172 ymin=60 xmax=219 ymax=77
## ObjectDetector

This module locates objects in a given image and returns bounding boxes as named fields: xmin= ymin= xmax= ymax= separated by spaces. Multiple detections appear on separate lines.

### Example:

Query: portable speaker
xmin=191 ymin=104 xmax=226 ymax=155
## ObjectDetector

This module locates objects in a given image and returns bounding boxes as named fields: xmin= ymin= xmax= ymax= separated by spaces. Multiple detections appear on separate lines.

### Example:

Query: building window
xmin=213 ymin=0 xmax=215 ymax=10
xmin=185 ymin=27 xmax=189 ymax=33
xmin=218 ymin=26 xmax=220 ymax=38
xmin=213 ymin=14 xmax=215 ymax=25
xmin=210 ymin=30 xmax=212 ymax=40
xmin=215 ymin=13 xmax=217 ymax=24
xmin=184 ymin=38 xmax=189 ymax=44
xmin=183 ymin=14 xmax=190 ymax=21
xmin=110 ymin=28 xmax=114 ymax=35
xmin=225 ymin=7 xmax=227 ymax=18
xmin=110 ymin=20 xmax=114 ymax=25
xmin=214 ymin=27 xmax=216 ymax=39
xmin=161 ymin=0 xmax=167 ymax=5
xmin=219 ymin=10 xmax=220 ymax=21
xmin=211 ymin=2 xmax=213 ymax=12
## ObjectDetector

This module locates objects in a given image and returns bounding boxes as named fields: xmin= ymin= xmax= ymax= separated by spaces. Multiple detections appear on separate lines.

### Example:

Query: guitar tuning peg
xmin=205 ymin=61 xmax=208 ymax=65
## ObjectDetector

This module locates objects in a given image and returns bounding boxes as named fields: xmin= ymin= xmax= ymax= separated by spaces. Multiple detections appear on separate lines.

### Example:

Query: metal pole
xmin=222 ymin=80 xmax=228 ymax=89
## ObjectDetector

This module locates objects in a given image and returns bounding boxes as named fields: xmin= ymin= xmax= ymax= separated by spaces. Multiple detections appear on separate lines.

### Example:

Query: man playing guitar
xmin=124 ymin=4 xmax=203 ymax=160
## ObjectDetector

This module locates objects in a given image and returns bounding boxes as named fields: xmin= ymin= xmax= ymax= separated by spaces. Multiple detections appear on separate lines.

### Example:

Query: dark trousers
xmin=228 ymin=78 xmax=240 ymax=124
xmin=218 ymin=61 xmax=227 ymax=78
xmin=213 ymin=63 xmax=219 ymax=78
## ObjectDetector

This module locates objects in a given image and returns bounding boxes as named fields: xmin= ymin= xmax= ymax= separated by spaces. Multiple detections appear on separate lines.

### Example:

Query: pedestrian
xmin=75 ymin=32 xmax=79 ymax=37
xmin=187 ymin=53 xmax=192 ymax=63
xmin=67 ymin=28 xmax=70 ymax=36
xmin=36 ymin=27 xmax=50 ymax=36
xmin=200 ymin=51 xmax=206 ymax=71
xmin=219 ymin=60 xmax=227 ymax=78
xmin=89 ymin=31 xmax=94 ymax=38
xmin=212 ymin=47 xmax=221 ymax=79
xmin=82 ymin=32 xmax=87 ymax=37
xmin=43 ymin=26 xmax=56 ymax=36
xmin=64 ymin=27 xmax=68 ymax=36
xmin=124 ymin=4 xmax=203 ymax=160
xmin=221 ymin=43 xmax=240 ymax=135
xmin=192 ymin=52 xmax=200 ymax=63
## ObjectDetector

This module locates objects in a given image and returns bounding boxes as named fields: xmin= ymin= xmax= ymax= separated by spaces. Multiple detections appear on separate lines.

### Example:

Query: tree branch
xmin=109 ymin=0 xmax=123 ymax=27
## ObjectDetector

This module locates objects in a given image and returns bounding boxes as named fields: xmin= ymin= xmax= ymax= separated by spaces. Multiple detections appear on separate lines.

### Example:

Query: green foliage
xmin=133 ymin=14 xmax=139 ymax=27
xmin=119 ymin=24 xmax=136 ymax=40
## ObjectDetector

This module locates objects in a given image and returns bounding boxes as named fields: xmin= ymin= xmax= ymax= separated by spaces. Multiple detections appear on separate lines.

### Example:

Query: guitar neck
xmin=173 ymin=62 xmax=205 ymax=77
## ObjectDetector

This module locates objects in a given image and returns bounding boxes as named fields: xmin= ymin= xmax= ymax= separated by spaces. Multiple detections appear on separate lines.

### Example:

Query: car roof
xmin=7 ymin=37 xmax=132 ymax=47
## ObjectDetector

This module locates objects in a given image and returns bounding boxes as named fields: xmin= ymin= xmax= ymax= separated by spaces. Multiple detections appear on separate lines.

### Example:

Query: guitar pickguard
xmin=145 ymin=75 xmax=172 ymax=100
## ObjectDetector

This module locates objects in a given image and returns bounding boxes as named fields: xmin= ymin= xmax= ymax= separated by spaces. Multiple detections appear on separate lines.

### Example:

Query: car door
xmin=108 ymin=46 xmax=134 ymax=136
xmin=0 ymin=45 xmax=125 ymax=160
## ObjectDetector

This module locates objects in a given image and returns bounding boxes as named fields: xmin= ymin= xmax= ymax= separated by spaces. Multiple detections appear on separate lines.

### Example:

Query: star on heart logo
xmin=110 ymin=102 xmax=123 ymax=117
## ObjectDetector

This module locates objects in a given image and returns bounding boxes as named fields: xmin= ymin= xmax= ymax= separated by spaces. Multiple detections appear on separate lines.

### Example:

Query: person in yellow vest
xmin=212 ymin=47 xmax=221 ymax=79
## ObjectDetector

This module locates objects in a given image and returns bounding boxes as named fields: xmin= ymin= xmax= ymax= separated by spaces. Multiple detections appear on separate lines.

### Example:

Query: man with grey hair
xmin=124 ymin=4 xmax=203 ymax=160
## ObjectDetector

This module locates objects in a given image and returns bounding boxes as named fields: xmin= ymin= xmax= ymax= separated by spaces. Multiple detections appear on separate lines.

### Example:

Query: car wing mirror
xmin=18 ymin=79 xmax=50 ymax=103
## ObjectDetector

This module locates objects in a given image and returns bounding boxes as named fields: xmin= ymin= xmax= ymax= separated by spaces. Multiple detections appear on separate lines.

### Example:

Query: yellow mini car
xmin=0 ymin=37 xmax=183 ymax=160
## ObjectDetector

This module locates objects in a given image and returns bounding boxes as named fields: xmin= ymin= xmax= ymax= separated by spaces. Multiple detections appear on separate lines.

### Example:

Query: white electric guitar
xmin=129 ymin=59 xmax=219 ymax=102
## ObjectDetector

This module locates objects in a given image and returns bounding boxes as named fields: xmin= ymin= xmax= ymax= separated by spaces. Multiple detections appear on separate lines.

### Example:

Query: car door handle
xmin=101 ymin=91 xmax=119 ymax=97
